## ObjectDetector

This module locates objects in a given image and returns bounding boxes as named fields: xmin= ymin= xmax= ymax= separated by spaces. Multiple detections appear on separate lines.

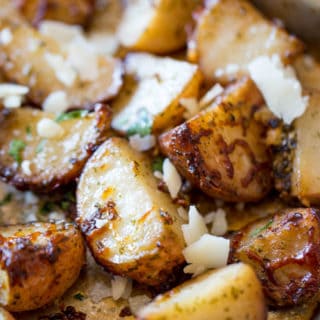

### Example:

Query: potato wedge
xmin=137 ymin=263 xmax=266 ymax=320
xmin=159 ymin=77 xmax=272 ymax=202
xmin=111 ymin=53 xmax=201 ymax=135
xmin=0 ymin=104 xmax=110 ymax=192
xmin=0 ymin=221 xmax=85 ymax=312
xmin=117 ymin=0 xmax=200 ymax=54
xmin=188 ymin=0 xmax=304 ymax=83
xmin=230 ymin=208 xmax=320 ymax=306
xmin=0 ymin=22 xmax=122 ymax=108
xmin=77 ymin=137 xmax=185 ymax=286
xmin=14 ymin=0 xmax=94 ymax=27
xmin=294 ymin=55 xmax=320 ymax=91
xmin=0 ymin=308 xmax=15 ymax=320
xmin=290 ymin=91 xmax=320 ymax=205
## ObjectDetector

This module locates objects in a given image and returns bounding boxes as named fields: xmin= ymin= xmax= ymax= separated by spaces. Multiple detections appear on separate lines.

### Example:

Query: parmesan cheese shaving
xmin=42 ymin=91 xmax=69 ymax=114
xmin=162 ymin=158 xmax=182 ymax=199
xmin=37 ymin=118 xmax=65 ymax=139
xmin=248 ymin=55 xmax=308 ymax=124
xmin=129 ymin=134 xmax=156 ymax=151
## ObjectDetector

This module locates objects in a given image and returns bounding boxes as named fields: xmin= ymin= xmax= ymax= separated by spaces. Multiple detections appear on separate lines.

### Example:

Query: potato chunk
xmin=0 ymin=105 xmax=110 ymax=192
xmin=159 ymin=77 xmax=272 ymax=202
xmin=137 ymin=263 xmax=266 ymax=320
xmin=14 ymin=0 xmax=94 ymax=27
xmin=77 ymin=138 xmax=185 ymax=286
xmin=0 ymin=308 xmax=15 ymax=320
xmin=117 ymin=0 xmax=200 ymax=54
xmin=112 ymin=53 xmax=201 ymax=135
xmin=229 ymin=208 xmax=320 ymax=306
xmin=0 ymin=22 xmax=122 ymax=108
xmin=0 ymin=221 xmax=85 ymax=312
xmin=290 ymin=91 xmax=320 ymax=205
xmin=294 ymin=55 xmax=320 ymax=91
xmin=189 ymin=0 xmax=304 ymax=83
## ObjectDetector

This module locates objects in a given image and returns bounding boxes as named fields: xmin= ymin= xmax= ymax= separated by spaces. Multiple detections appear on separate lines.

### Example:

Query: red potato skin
xmin=229 ymin=208 xmax=320 ymax=307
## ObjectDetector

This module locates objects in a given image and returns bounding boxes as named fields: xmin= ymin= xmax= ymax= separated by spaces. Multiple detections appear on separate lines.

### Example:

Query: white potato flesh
xmin=111 ymin=53 xmax=201 ymax=134
xmin=137 ymin=263 xmax=266 ymax=320
xmin=0 ymin=308 xmax=15 ymax=320
xmin=117 ymin=0 xmax=200 ymax=53
xmin=77 ymin=137 xmax=185 ymax=286
xmin=291 ymin=91 xmax=320 ymax=205
xmin=189 ymin=0 xmax=303 ymax=83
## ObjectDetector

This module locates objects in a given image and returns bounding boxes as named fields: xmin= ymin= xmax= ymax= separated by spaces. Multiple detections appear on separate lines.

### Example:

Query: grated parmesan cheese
xmin=199 ymin=84 xmax=224 ymax=108
xmin=180 ymin=97 xmax=199 ymax=119
xmin=21 ymin=160 xmax=32 ymax=176
xmin=42 ymin=91 xmax=69 ymax=114
xmin=248 ymin=55 xmax=308 ymax=124
xmin=162 ymin=158 xmax=182 ymax=199
xmin=182 ymin=206 xmax=208 ymax=246
xmin=37 ymin=118 xmax=65 ymax=139
xmin=45 ymin=52 xmax=77 ymax=87
xmin=0 ymin=28 xmax=12 ymax=45
xmin=111 ymin=276 xmax=132 ymax=301
xmin=3 ymin=95 xmax=23 ymax=108
xmin=210 ymin=208 xmax=228 ymax=236
xmin=183 ymin=234 xmax=230 ymax=273
xmin=129 ymin=134 xmax=156 ymax=151
xmin=0 ymin=84 xmax=29 ymax=97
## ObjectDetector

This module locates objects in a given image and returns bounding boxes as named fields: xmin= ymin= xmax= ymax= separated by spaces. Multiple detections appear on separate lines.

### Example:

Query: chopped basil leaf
xmin=9 ymin=139 xmax=26 ymax=164
xmin=152 ymin=157 xmax=164 ymax=172
xmin=55 ymin=110 xmax=88 ymax=123
xmin=36 ymin=139 xmax=46 ymax=154
xmin=0 ymin=193 xmax=12 ymax=206
xmin=126 ymin=108 xmax=152 ymax=137
xmin=73 ymin=292 xmax=86 ymax=301
xmin=251 ymin=219 xmax=273 ymax=237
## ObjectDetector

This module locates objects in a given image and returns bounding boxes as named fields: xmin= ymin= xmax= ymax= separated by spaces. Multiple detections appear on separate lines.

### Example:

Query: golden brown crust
xmin=0 ymin=104 xmax=111 ymax=192
xmin=230 ymin=208 xmax=320 ymax=307
xmin=0 ymin=221 xmax=86 ymax=312
xmin=13 ymin=0 xmax=94 ymax=27
xmin=159 ymin=77 xmax=272 ymax=202
xmin=0 ymin=21 xmax=123 ymax=108
xmin=77 ymin=138 xmax=185 ymax=286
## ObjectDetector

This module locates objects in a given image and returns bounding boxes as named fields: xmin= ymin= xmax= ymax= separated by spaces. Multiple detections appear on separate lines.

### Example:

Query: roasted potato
xmin=0 ymin=308 xmax=15 ymax=320
xmin=267 ymin=300 xmax=318 ymax=320
xmin=229 ymin=208 xmax=320 ymax=306
xmin=0 ymin=221 xmax=85 ymax=312
xmin=294 ymin=55 xmax=320 ymax=91
xmin=137 ymin=263 xmax=266 ymax=320
xmin=112 ymin=53 xmax=202 ymax=135
xmin=159 ymin=77 xmax=272 ymax=202
xmin=0 ymin=104 xmax=111 ymax=192
xmin=117 ymin=0 xmax=200 ymax=54
xmin=14 ymin=0 xmax=94 ymax=27
xmin=77 ymin=138 xmax=185 ymax=286
xmin=188 ymin=0 xmax=304 ymax=83
xmin=0 ymin=22 xmax=122 ymax=108
xmin=289 ymin=91 xmax=320 ymax=205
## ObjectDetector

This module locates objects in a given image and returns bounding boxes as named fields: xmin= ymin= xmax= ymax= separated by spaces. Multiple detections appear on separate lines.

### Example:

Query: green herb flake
xmin=73 ymin=292 xmax=86 ymax=301
xmin=152 ymin=157 xmax=164 ymax=172
xmin=0 ymin=193 xmax=12 ymax=207
xmin=26 ymin=125 xmax=32 ymax=136
xmin=36 ymin=139 xmax=46 ymax=154
xmin=9 ymin=139 xmax=26 ymax=164
xmin=251 ymin=219 xmax=273 ymax=237
xmin=126 ymin=108 xmax=152 ymax=137
xmin=55 ymin=110 xmax=88 ymax=123
xmin=39 ymin=201 xmax=55 ymax=215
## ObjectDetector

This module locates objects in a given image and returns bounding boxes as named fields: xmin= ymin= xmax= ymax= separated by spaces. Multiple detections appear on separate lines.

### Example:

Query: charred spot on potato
xmin=39 ymin=306 xmax=86 ymax=320
xmin=0 ymin=104 xmax=111 ymax=192
xmin=159 ymin=78 xmax=272 ymax=202
xmin=230 ymin=208 xmax=320 ymax=307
